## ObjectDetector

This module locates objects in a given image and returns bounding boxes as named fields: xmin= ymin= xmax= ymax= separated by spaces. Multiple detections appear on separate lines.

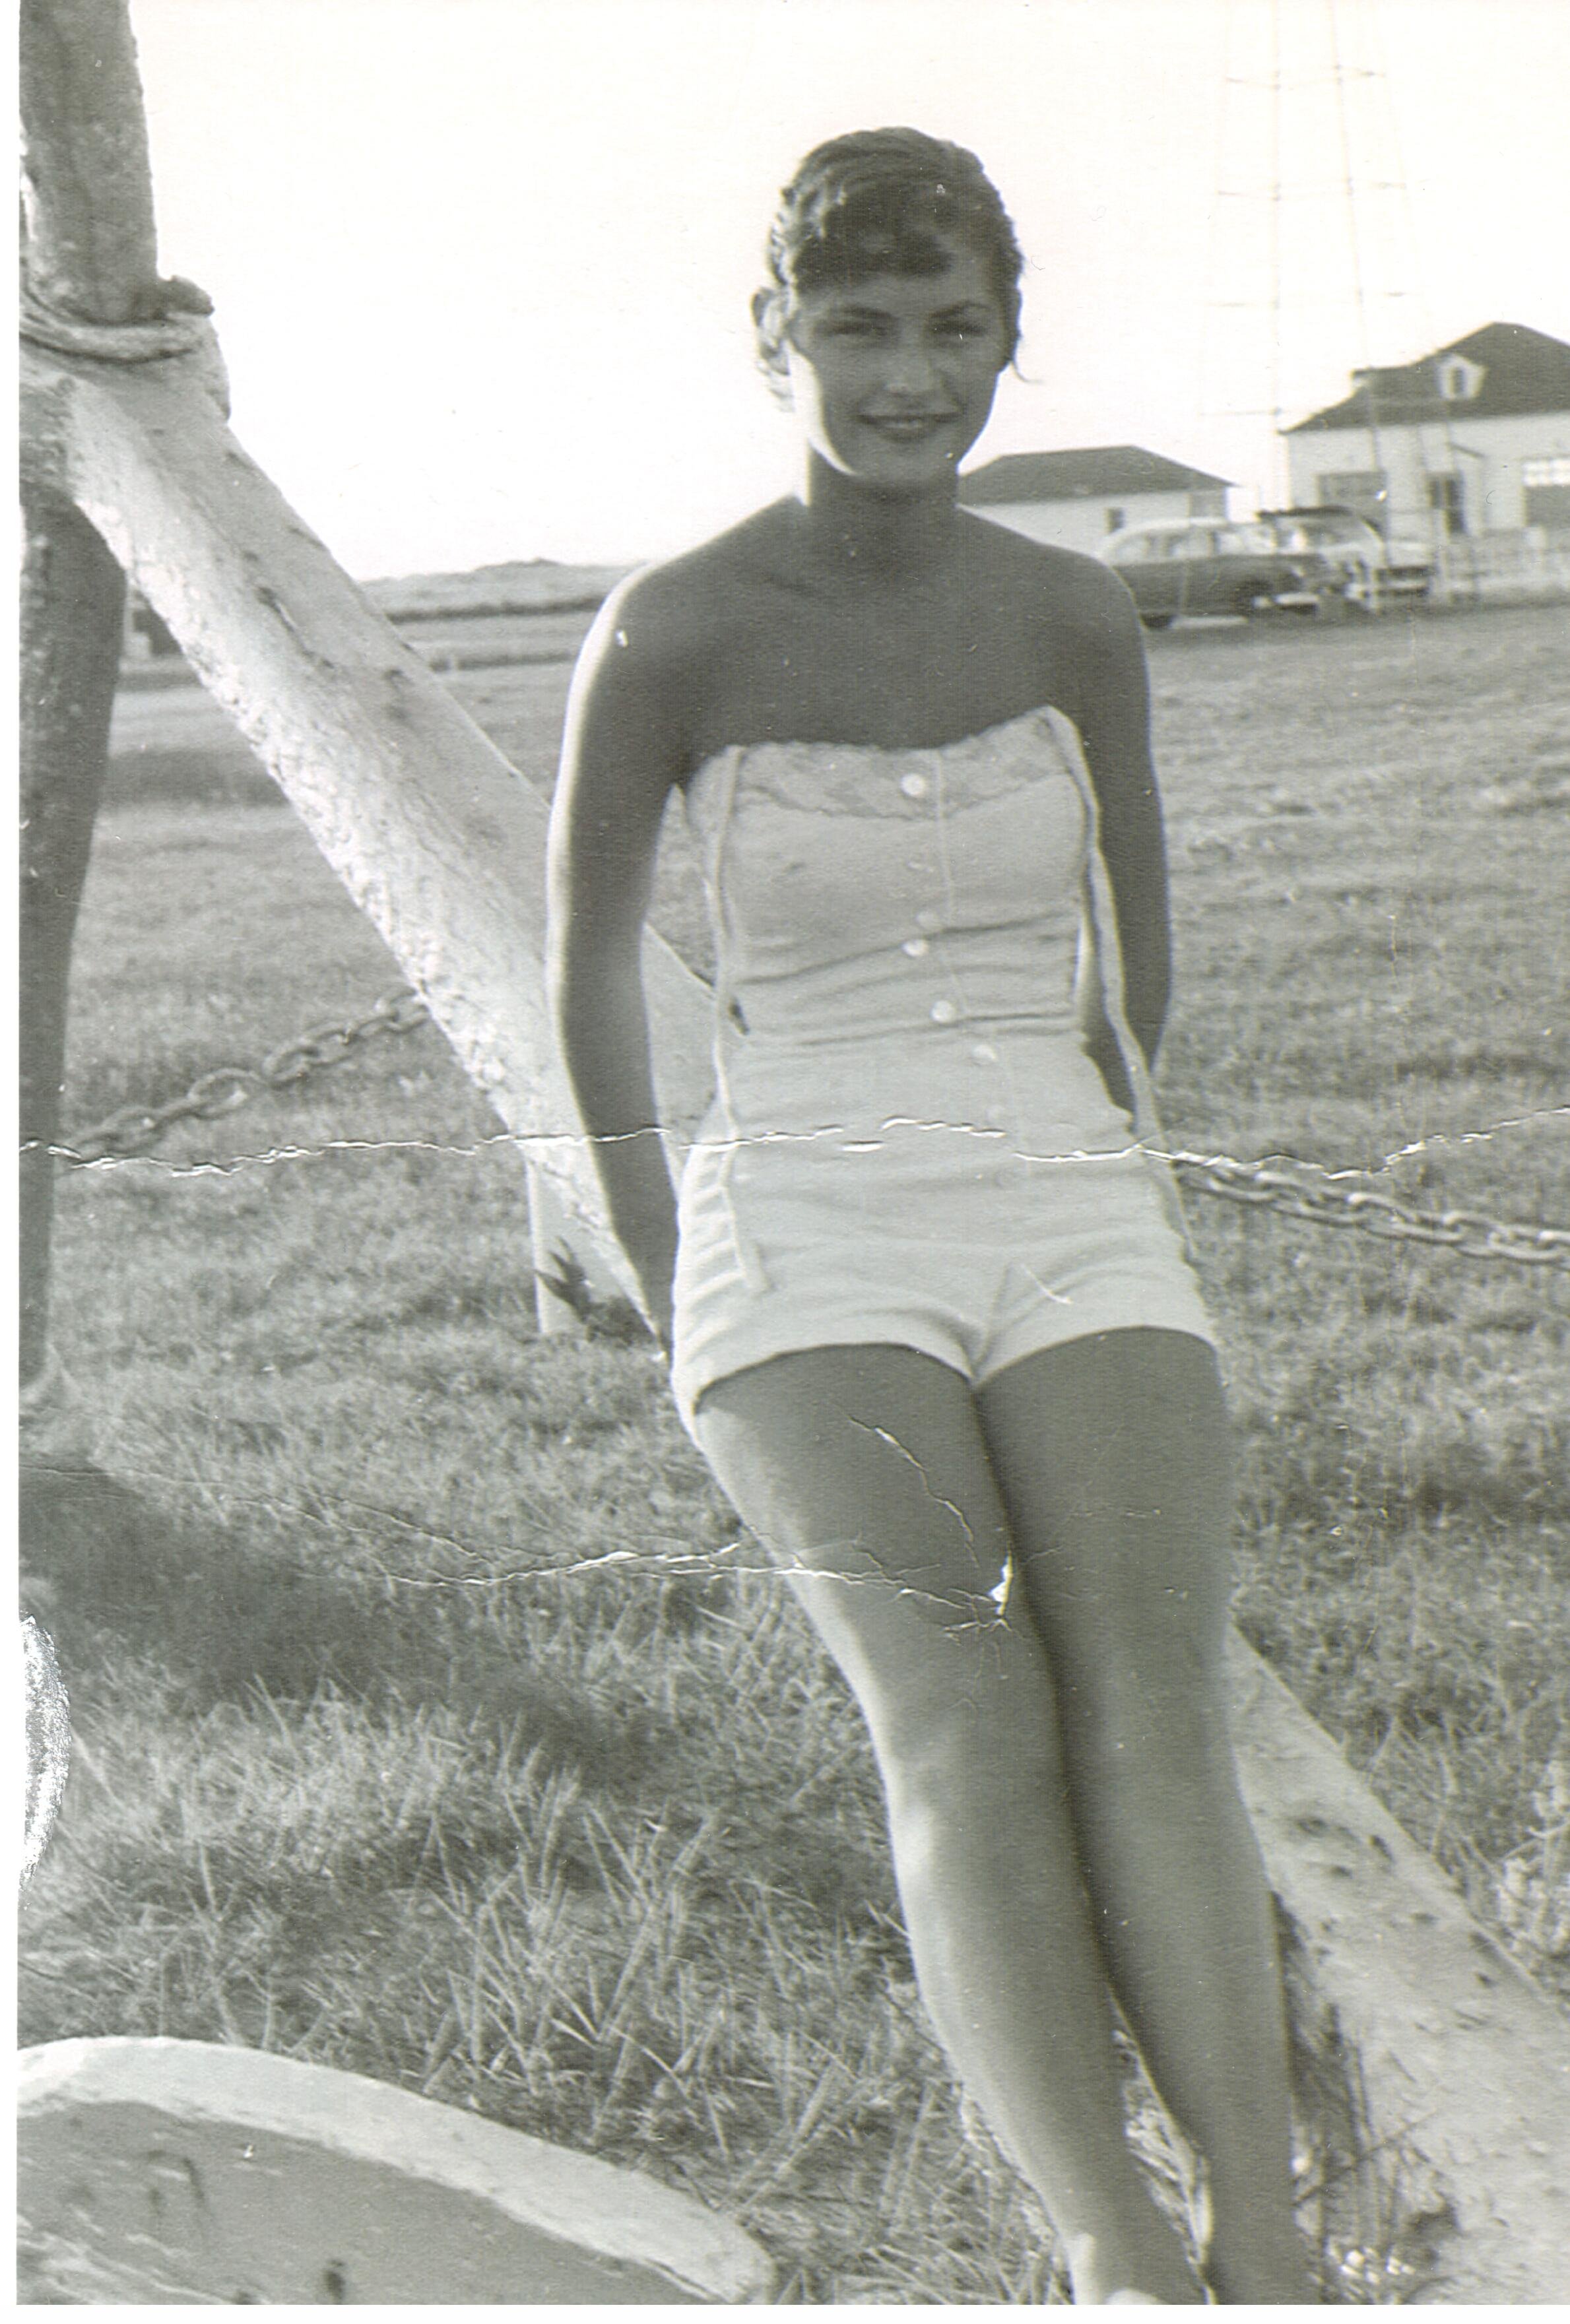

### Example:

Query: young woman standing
xmin=547 ymin=129 xmax=1315 ymax=2304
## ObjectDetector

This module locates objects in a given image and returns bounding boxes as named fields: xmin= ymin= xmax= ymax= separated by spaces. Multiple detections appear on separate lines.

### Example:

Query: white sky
xmin=128 ymin=0 xmax=1570 ymax=579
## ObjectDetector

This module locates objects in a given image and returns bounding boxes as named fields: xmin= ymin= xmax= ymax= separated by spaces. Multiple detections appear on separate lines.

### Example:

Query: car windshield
xmin=1218 ymin=524 xmax=1278 ymax=555
xmin=1282 ymin=513 xmax=1372 ymax=546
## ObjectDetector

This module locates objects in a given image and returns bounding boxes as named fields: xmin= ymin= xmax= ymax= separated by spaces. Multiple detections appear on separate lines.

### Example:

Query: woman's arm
xmin=545 ymin=576 xmax=694 ymax=1347
xmin=1057 ymin=562 xmax=1174 ymax=1081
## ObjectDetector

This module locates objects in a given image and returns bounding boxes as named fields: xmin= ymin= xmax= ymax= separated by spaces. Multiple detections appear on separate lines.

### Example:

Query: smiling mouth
xmin=863 ymin=414 xmax=957 ymax=441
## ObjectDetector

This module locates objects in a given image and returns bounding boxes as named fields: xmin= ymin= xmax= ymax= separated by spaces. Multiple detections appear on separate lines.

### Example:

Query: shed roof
xmin=958 ymin=445 xmax=1229 ymax=503
xmin=1286 ymin=322 xmax=1570 ymax=432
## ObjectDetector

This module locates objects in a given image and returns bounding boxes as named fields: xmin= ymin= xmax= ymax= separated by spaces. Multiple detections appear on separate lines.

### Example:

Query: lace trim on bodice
xmin=688 ymin=705 xmax=1061 ymax=821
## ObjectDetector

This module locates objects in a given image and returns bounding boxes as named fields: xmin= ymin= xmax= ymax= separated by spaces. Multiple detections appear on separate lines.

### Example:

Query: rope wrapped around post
xmin=20 ymin=277 xmax=232 ymax=412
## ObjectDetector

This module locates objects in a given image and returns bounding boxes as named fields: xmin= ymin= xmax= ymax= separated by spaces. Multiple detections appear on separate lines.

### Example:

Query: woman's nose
xmin=884 ymin=332 xmax=941 ymax=395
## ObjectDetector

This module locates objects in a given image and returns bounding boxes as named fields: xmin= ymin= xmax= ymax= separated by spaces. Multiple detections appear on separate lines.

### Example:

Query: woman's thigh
xmin=692 ymin=1344 xmax=1061 ymax=1774
xmin=976 ymin=1328 xmax=1236 ymax=1721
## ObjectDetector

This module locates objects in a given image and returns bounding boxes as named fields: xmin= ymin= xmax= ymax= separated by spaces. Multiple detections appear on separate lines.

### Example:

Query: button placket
xmin=932 ymin=752 xmax=973 ymax=1030
xmin=897 ymin=750 xmax=975 ymax=1035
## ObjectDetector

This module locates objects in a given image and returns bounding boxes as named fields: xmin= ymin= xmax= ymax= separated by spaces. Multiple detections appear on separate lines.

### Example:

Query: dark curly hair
xmin=754 ymin=127 xmax=1025 ymax=385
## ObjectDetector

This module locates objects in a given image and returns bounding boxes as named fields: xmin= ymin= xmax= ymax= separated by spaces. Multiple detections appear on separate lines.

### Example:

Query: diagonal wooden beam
xmin=20 ymin=0 xmax=708 ymax=1334
xmin=1228 ymin=1636 xmax=1570 ymax=2301
xmin=20 ymin=342 xmax=715 ymax=1312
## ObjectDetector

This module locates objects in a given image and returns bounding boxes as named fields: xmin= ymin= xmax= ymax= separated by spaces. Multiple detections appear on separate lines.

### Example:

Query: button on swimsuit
xmin=669 ymin=703 xmax=1212 ymax=1427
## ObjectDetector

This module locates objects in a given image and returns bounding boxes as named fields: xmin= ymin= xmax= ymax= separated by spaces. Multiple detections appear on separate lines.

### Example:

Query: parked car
xmin=1255 ymin=505 xmax=1435 ymax=607
xmin=1097 ymin=518 xmax=1338 ymax=627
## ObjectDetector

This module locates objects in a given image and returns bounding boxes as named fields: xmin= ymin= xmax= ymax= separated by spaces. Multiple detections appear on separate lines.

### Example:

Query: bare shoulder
xmin=567 ymin=506 xmax=788 ymax=771
xmin=967 ymin=519 xmax=1148 ymax=737
xmin=589 ymin=506 xmax=789 ymax=661
xmin=966 ymin=518 xmax=1140 ymax=644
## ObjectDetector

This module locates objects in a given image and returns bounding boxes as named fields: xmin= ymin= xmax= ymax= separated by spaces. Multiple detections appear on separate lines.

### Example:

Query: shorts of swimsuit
xmin=669 ymin=1034 xmax=1214 ymax=1430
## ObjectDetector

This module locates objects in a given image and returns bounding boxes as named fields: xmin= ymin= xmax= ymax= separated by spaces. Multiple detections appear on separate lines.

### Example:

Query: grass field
xmin=21 ymin=598 xmax=1570 ymax=2302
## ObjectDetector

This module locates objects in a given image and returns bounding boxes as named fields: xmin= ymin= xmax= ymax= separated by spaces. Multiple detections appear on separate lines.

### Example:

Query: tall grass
xmin=21 ymin=600 xmax=1569 ymax=2300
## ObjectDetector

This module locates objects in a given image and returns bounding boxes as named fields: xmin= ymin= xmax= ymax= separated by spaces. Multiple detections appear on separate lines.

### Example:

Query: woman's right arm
xmin=545 ymin=577 xmax=695 ymax=1347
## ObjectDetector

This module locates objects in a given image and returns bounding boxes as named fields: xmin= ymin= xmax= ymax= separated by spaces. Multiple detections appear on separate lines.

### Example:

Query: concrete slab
xmin=18 ymin=2037 xmax=773 ymax=2304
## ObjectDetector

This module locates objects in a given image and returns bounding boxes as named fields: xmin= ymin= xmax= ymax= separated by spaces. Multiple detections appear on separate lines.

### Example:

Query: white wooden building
xmin=1283 ymin=323 xmax=1570 ymax=543
xmin=958 ymin=445 xmax=1230 ymax=554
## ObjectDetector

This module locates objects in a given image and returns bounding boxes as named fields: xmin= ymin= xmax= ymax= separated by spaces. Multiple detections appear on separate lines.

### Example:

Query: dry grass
xmin=21 ymin=598 xmax=1570 ymax=2301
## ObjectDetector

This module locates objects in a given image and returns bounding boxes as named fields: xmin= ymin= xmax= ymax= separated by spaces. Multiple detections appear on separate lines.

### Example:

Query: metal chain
xmin=59 ymin=993 xmax=1569 ymax=1272
xmin=1169 ymin=1149 xmax=1570 ymax=1272
xmin=60 ymin=988 xmax=431 ymax=1164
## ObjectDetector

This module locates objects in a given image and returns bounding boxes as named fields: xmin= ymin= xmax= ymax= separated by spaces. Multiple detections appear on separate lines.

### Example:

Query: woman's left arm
xmin=1060 ymin=562 xmax=1173 ymax=1072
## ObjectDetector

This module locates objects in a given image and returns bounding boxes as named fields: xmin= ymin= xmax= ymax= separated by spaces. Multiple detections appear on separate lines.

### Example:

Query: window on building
xmin=1437 ymin=356 xmax=1484 ymax=402
xmin=1317 ymin=471 xmax=1389 ymax=531
xmin=1523 ymin=457 xmax=1570 ymax=531
xmin=1428 ymin=474 xmax=1466 ymax=538
xmin=1105 ymin=507 xmax=1125 ymax=534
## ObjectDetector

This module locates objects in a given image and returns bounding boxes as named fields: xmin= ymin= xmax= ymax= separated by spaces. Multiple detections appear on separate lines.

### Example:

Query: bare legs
xmin=694 ymin=1331 xmax=1314 ymax=2303
xmin=982 ymin=1333 xmax=1313 ymax=2302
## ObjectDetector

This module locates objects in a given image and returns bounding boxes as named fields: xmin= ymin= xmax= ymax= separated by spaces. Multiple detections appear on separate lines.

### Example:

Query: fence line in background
xmin=1431 ymin=528 xmax=1570 ymax=604
xmin=53 ymin=987 xmax=1570 ymax=1275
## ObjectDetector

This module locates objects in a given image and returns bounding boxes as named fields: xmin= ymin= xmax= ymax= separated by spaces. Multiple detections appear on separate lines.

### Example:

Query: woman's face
xmin=781 ymin=239 xmax=1010 ymax=492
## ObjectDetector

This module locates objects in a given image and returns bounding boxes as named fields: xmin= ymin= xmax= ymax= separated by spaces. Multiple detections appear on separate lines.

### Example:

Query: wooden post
xmin=18 ymin=0 xmax=169 ymax=1425
xmin=18 ymin=490 xmax=124 ymax=1393
xmin=20 ymin=0 xmax=162 ymax=323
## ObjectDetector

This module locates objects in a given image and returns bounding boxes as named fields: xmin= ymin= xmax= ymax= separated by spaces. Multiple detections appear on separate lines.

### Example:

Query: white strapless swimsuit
xmin=668 ymin=704 xmax=1212 ymax=1427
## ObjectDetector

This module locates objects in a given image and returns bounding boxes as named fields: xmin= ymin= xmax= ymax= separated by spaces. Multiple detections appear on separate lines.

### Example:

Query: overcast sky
xmin=129 ymin=0 xmax=1570 ymax=579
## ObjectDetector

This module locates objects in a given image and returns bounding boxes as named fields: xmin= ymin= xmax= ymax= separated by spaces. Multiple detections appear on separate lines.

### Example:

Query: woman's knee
xmin=1051 ymin=1646 xmax=1238 ymax=1786
xmin=870 ymin=1656 xmax=1066 ymax=1829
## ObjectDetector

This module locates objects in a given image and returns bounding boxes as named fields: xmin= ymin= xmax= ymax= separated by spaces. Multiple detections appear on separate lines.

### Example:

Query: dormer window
xmin=1436 ymin=356 xmax=1484 ymax=402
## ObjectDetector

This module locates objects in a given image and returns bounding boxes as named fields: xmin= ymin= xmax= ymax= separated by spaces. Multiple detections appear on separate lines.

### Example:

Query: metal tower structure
xmin=1200 ymin=0 xmax=1440 ymax=523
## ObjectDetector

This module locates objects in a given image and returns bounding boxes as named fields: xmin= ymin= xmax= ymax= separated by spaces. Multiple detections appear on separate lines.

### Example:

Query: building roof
xmin=1286 ymin=322 xmax=1570 ymax=433
xmin=957 ymin=445 xmax=1229 ymax=503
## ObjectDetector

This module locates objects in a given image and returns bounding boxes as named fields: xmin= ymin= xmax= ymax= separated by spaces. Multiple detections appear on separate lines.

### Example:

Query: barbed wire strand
xmin=55 ymin=987 xmax=1569 ymax=1273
